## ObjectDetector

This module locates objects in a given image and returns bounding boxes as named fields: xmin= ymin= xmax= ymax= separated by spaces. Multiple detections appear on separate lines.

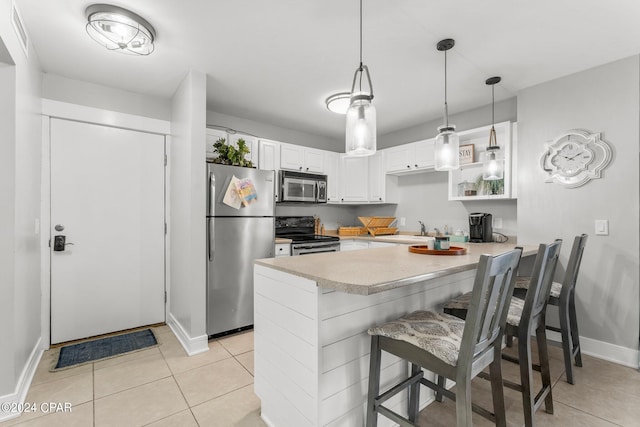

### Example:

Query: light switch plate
xmin=493 ymin=217 xmax=503 ymax=229
xmin=595 ymin=219 xmax=609 ymax=236
xmin=399 ymin=217 xmax=406 ymax=226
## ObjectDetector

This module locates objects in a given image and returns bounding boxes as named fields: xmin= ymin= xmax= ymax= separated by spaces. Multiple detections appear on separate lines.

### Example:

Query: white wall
xmin=517 ymin=56 xmax=639 ymax=361
xmin=0 ymin=0 xmax=43 ymax=405
xmin=169 ymin=70 xmax=208 ymax=346
xmin=42 ymin=73 xmax=171 ymax=121
xmin=207 ymin=110 xmax=342 ymax=152
xmin=0 ymin=44 xmax=17 ymax=398
xmin=379 ymin=97 xmax=517 ymax=148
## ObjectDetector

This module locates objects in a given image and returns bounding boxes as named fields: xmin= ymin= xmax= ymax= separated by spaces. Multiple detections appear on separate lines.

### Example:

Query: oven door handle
xmin=293 ymin=243 xmax=339 ymax=250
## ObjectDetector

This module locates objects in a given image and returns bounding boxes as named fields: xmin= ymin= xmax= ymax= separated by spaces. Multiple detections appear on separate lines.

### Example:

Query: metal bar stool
xmin=366 ymin=248 xmax=522 ymax=427
xmin=443 ymin=240 xmax=562 ymax=427
xmin=513 ymin=234 xmax=587 ymax=384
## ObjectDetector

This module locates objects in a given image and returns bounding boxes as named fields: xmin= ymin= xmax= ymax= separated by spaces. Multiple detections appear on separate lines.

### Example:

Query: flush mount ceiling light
xmin=434 ymin=38 xmax=460 ymax=171
xmin=85 ymin=4 xmax=156 ymax=55
xmin=325 ymin=92 xmax=351 ymax=114
xmin=345 ymin=0 xmax=376 ymax=157
xmin=482 ymin=76 xmax=504 ymax=180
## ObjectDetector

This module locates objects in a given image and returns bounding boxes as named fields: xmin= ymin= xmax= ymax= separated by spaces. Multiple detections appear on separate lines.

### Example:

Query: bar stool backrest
xmin=459 ymin=248 xmax=522 ymax=368
xmin=522 ymin=240 xmax=563 ymax=327
xmin=561 ymin=234 xmax=588 ymax=299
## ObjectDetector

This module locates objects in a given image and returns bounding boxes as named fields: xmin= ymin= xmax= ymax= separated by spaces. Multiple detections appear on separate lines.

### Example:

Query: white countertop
xmin=255 ymin=242 xmax=538 ymax=295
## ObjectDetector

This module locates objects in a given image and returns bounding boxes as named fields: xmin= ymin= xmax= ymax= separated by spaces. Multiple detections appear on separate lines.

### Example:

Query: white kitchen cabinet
xmin=340 ymin=239 xmax=397 ymax=251
xmin=384 ymin=139 xmax=435 ymax=174
xmin=206 ymin=128 xmax=257 ymax=165
xmin=258 ymin=139 xmax=280 ymax=171
xmin=227 ymin=133 xmax=258 ymax=165
xmin=280 ymin=143 xmax=325 ymax=174
xmin=339 ymin=239 xmax=370 ymax=251
xmin=368 ymin=151 xmax=385 ymax=202
xmin=324 ymin=151 xmax=340 ymax=203
xmin=275 ymin=243 xmax=291 ymax=257
xmin=447 ymin=121 xmax=515 ymax=201
xmin=205 ymin=128 xmax=227 ymax=159
xmin=339 ymin=154 xmax=368 ymax=202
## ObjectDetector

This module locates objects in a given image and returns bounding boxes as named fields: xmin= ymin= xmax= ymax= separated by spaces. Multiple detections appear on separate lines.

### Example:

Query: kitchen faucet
xmin=418 ymin=221 xmax=426 ymax=236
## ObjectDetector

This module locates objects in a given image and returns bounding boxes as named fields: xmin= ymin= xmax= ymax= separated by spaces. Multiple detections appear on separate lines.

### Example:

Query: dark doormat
xmin=50 ymin=328 xmax=158 ymax=371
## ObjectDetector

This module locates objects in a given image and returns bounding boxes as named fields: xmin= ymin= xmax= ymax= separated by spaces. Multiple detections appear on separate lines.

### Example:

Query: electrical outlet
xmin=595 ymin=219 xmax=609 ymax=236
xmin=493 ymin=217 xmax=503 ymax=229
xmin=399 ymin=217 xmax=406 ymax=226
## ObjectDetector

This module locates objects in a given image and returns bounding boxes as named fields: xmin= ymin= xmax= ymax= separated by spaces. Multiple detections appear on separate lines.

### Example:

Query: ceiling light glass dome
xmin=85 ymin=4 xmax=156 ymax=56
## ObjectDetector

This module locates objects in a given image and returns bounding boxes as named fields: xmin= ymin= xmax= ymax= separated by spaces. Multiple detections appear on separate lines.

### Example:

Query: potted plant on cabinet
xmin=210 ymin=138 xmax=254 ymax=168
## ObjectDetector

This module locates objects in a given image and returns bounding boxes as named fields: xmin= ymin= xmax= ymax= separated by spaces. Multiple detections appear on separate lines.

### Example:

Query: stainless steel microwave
xmin=278 ymin=170 xmax=327 ymax=203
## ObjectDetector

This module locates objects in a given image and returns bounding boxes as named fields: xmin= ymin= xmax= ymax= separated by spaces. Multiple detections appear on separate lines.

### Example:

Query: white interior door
xmin=50 ymin=118 xmax=165 ymax=344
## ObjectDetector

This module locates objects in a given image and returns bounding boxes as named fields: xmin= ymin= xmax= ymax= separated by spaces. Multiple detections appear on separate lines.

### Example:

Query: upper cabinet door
xmin=324 ymin=151 xmax=340 ymax=202
xmin=258 ymin=139 xmax=280 ymax=171
xmin=385 ymin=145 xmax=413 ymax=173
xmin=280 ymin=143 xmax=305 ymax=171
xmin=340 ymin=154 xmax=368 ymax=202
xmin=304 ymin=148 xmax=324 ymax=174
xmin=368 ymin=151 xmax=385 ymax=202
xmin=280 ymin=143 xmax=325 ymax=174
xmin=227 ymin=133 xmax=258 ymax=164
xmin=414 ymin=139 xmax=435 ymax=169
xmin=206 ymin=128 xmax=227 ymax=160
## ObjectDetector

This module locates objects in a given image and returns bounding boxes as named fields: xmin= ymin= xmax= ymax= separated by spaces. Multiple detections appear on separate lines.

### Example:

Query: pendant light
xmin=345 ymin=0 xmax=376 ymax=157
xmin=481 ymin=76 xmax=504 ymax=180
xmin=434 ymin=39 xmax=459 ymax=171
xmin=85 ymin=4 xmax=156 ymax=56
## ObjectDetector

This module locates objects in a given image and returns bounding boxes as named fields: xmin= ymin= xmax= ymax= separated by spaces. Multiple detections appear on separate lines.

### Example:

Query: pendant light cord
xmin=444 ymin=49 xmax=449 ymax=127
xmin=358 ymin=0 xmax=363 ymax=91
xmin=492 ymin=84 xmax=495 ymax=126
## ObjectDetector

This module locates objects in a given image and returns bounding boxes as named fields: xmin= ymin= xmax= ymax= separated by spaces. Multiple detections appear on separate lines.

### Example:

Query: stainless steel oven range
xmin=275 ymin=216 xmax=340 ymax=256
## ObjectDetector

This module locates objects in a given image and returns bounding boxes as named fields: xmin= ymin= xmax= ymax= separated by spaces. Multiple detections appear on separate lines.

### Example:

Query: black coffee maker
xmin=469 ymin=213 xmax=493 ymax=242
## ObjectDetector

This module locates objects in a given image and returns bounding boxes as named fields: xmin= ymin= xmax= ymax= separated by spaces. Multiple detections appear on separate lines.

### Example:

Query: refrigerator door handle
xmin=209 ymin=171 xmax=216 ymax=216
xmin=208 ymin=218 xmax=215 ymax=261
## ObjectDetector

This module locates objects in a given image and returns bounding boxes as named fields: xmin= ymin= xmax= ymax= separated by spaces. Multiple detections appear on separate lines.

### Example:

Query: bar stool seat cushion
xmin=368 ymin=310 xmax=465 ymax=366
xmin=515 ymin=276 xmax=562 ymax=298
xmin=444 ymin=292 xmax=526 ymax=327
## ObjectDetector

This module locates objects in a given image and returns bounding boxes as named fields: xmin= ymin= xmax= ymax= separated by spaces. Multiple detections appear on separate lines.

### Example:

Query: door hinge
xmin=164 ymin=154 xmax=167 ymax=166
xmin=164 ymin=223 xmax=167 ymax=235
xmin=164 ymin=291 xmax=167 ymax=303
xmin=48 ymin=239 xmax=51 ymax=248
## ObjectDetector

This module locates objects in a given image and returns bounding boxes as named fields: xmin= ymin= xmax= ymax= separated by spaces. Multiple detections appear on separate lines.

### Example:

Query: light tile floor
xmin=1 ymin=326 xmax=638 ymax=426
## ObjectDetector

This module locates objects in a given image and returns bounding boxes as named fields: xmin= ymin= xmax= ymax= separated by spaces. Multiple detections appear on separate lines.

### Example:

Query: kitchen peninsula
xmin=253 ymin=243 xmax=538 ymax=427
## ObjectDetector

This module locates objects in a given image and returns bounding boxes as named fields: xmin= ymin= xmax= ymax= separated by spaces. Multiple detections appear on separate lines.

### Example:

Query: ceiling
xmin=17 ymin=0 xmax=640 ymax=140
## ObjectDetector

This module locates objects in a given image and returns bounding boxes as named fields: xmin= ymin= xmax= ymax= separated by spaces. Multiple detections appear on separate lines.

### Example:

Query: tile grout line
xmin=155 ymin=331 xmax=199 ymax=426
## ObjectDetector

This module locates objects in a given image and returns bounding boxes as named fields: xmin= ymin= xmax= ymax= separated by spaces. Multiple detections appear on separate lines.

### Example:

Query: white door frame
xmin=40 ymin=100 xmax=171 ymax=349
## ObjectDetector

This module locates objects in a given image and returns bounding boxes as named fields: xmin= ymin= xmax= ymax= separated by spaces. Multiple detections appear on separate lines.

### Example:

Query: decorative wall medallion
xmin=540 ymin=129 xmax=612 ymax=188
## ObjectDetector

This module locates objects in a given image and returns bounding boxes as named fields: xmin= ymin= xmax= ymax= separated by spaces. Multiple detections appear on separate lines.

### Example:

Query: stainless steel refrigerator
xmin=206 ymin=163 xmax=275 ymax=336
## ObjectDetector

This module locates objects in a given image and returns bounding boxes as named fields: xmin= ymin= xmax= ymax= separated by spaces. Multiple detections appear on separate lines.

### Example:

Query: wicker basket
xmin=338 ymin=226 xmax=366 ymax=236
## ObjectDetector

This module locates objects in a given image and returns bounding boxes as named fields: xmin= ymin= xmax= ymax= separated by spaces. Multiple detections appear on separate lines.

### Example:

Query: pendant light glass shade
xmin=345 ymin=0 xmax=376 ymax=157
xmin=85 ymin=4 xmax=156 ymax=55
xmin=346 ymin=92 xmax=376 ymax=156
xmin=435 ymin=125 xmax=460 ymax=170
xmin=434 ymin=39 xmax=459 ymax=171
xmin=482 ymin=76 xmax=504 ymax=180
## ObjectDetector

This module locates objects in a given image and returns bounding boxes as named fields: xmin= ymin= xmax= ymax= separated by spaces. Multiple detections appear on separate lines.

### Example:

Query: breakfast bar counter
xmin=255 ymin=242 xmax=537 ymax=295
xmin=253 ymin=243 xmax=537 ymax=427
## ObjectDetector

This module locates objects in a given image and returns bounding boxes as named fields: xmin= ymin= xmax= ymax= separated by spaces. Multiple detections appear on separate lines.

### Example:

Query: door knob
xmin=54 ymin=224 xmax=64 ymax=231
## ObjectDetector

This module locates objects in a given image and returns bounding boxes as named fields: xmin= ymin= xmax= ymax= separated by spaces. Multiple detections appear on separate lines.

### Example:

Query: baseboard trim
xmin=546 ymin=330 xmax=639 ymax=369
xmin=167 ymin=313 xmax=209 ymax=356
xmin=0 ymin=338 xmax=44 ymax=422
